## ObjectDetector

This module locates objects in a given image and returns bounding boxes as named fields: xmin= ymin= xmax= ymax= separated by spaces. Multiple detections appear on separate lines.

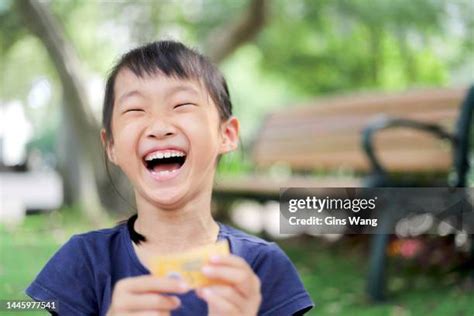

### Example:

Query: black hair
xmin=102 ymin=40 xmax=233 ymax=245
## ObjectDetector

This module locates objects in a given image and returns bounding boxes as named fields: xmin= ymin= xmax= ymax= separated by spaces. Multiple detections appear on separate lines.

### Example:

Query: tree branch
xmin=206 ymin=0 xmax=269 ymax=63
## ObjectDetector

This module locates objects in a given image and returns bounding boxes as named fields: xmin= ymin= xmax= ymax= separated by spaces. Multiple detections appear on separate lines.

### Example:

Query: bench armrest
xmin=361 ymin=117 xmax=455 ymax=175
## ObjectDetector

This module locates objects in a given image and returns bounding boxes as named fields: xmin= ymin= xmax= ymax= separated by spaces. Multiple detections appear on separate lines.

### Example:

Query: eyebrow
xmin=117 ymin=90 xmax=144 ymax=106
xmin=166 ymin=84 xmax=200 ymax=98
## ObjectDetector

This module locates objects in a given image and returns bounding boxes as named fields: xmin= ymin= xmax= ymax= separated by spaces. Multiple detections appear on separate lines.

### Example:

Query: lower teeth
xmin=153 ymin=169 xmax=178 ymax=176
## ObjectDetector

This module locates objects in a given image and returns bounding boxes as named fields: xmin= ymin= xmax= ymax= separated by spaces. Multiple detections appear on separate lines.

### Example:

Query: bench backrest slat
xmin=252 ymin=87 xmax=466 ymax=173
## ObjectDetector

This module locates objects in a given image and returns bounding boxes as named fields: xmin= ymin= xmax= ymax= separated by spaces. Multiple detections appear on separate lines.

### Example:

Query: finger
xmin=119 ymin=294 xmax=181 ymax=311
xmin=118 ymin=276 xmax=189 ymax=294
xmin=203 ymin=285 xmax=246 ymax=307
xmin=202 ymin=266 xmax=260 ymax=297
xmin=197 ymin=287 xmax=241 ymax=315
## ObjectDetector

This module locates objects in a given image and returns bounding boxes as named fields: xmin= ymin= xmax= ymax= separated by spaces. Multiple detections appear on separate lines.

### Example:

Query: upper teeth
xmin=145 ymin=150 xmax=186 ymax=161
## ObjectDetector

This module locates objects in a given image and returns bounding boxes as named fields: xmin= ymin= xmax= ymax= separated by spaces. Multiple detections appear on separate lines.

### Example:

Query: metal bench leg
xmin=367 ymin=208 xmax=396 ymax=302
xmin=367 ymin=233 xmax=390 ymax=301
xmin=470 ymin=234 xmax=474 ymax=283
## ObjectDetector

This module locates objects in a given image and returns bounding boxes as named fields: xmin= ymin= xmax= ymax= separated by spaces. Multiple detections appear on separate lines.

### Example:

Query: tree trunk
xmin=368 ymin=24 xmax=382 ymax=85
xmin=396 ymin=30 xmax=417 ymax=83
xmin=16 ymin=0 xmax=112 ymax=224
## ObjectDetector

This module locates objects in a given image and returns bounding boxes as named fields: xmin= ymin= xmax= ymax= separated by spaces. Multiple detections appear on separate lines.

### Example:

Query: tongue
xmin=152 ymin=163 xmax=181 ymax=172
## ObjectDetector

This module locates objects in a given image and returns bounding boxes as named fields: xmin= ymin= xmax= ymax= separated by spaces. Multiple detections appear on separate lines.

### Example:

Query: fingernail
xmin=202 ymin=266 xmax=213 ymax=275
xmin=210 ymin=255 xmax=221 ymax=263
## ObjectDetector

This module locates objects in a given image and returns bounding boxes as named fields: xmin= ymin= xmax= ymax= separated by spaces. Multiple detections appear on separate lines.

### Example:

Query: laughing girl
xmin=26 ymin=41 xmax=314 ymax=316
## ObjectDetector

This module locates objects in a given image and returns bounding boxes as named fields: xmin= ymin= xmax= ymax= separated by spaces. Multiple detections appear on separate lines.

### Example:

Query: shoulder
xmin=25 ymin=224 xmax=128 ymax=314
xmin=24 ymin=225 xmax=124 ymax=314
xmin=218 ymin=223 xmax=302 ymax=280
xmin=29 ymin=223 xmax=126 ymax=279
xmin=69 ymin=224 xmax=126 ymax=247
xmin=219 ymin=223 xmax=314 ymax=315
xmin=218 ymin=223 xmax=274 ymax=253
xmin=73 ymin=223 xmax=125 ymax=244
xmin=36 ymin=224 xmax=124 ymax=267
xmin=218 ymin=223 xmax=289 ymax=265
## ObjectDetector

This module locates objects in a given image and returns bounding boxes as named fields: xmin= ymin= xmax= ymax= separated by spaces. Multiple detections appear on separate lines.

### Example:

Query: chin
xmin=145 ymin=187 xmax=190 ymax=209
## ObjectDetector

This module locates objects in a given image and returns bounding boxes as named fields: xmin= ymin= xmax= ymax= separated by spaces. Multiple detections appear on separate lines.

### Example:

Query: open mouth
xmin=143 ymin=150 xmax=187 ymax=175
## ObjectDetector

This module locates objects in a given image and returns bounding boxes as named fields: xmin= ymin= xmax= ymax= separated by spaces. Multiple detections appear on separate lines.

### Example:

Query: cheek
xmin=111 ymin=121 xmax=142 ymax=166
xmin=183 ymin=113 xmax=220 ymax=153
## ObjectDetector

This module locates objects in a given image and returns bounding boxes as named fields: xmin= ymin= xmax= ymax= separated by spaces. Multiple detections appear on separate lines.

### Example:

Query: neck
xmin=133 ymin=188 xmax=219 ymax=254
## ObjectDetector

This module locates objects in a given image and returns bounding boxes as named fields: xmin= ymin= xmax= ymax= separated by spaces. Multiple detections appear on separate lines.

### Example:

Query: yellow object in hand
xmin=149 ymin=240 xmax=230 ymax=289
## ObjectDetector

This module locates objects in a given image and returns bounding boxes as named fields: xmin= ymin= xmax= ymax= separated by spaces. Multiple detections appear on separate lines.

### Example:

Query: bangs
xmin=120 ymin=41 xmax=203 ymax=83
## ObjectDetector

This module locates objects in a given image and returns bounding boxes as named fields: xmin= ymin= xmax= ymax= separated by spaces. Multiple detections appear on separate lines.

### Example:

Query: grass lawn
xmin=1 ymin=210 xmax=473 ymax=315
xmin=281 ymin=237 xmax=474 ymax=316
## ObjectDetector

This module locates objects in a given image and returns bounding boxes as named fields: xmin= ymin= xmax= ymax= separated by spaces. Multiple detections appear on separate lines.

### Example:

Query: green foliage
xmin=1 ymin=0 xmax=472 ymax=175
xmin=257 ymin=0 xmax=471 ymax=94
xmin=216 ymin=150 xmax=253 ymax=176
xmin=1 ymin=37 xmax=55 ymax=102
xmin=0 ymin=0 xmax=26 ymax=58
xmin=220 ymin=44 xmax=303 ymax=142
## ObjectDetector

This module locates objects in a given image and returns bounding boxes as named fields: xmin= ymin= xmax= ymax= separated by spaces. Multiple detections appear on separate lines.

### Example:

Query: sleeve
xmin=254 ymin=243 xmax=315 ymax=315
xmin=25 ymin=235 xmax=98 ymax=315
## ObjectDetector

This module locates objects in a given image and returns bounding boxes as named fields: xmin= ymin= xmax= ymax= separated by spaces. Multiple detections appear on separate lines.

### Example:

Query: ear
xmin=100 ymin=128 xmax=117 ymax=164
xmin=218 ymin=116 xmax=240 ymax=154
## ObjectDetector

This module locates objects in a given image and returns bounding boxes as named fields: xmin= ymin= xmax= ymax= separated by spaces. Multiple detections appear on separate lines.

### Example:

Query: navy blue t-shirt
xmin=26 ymin=222 xmax=314 ymax=315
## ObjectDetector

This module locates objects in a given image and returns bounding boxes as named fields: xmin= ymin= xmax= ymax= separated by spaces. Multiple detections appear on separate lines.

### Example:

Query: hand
xmin=107 ymin=275 xmax=189 ymax=316
xmin=196 ymin=255 xmax=261 ymax=316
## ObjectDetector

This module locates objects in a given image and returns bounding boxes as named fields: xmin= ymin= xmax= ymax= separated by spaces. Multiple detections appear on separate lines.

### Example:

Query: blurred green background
xmin=1 ymin=0 xmax=473 ymax=315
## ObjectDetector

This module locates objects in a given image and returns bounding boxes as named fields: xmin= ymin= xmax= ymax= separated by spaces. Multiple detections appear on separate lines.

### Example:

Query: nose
xmin=145 ymin=117 xmax=177 ymax=139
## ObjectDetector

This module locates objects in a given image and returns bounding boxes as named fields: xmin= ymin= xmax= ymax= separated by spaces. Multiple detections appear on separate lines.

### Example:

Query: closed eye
xmin=174 ymin=103 xmax=196 ymax=109
xmin=123 ymin=108 xmax=145 ymax=114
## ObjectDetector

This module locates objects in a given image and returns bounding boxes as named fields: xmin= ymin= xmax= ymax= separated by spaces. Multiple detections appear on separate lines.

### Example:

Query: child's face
xmin=102 ymin=68 xmax=239 ymax=209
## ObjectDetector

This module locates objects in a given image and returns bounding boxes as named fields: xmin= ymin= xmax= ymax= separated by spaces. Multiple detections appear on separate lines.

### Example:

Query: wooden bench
xmin=215 ymin=86 xmax=468 ymax=197
xmin=213 ymin=85 xmax=473 ymax=302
